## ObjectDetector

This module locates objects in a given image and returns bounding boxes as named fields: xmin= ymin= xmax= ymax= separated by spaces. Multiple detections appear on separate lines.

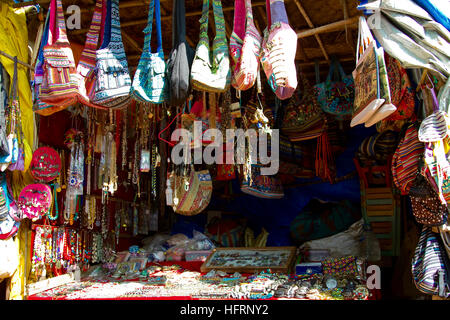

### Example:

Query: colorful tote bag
xmin=38 ymin=0 xmax=79 ymax=114
xmin=391 ymin=124 xmax=424 ymax=195
xmin=241 ymin=164 xmax=284 ymax=199
xmin=166 ymin=0 xmax=195 ymax=106
xmin=261 ymin=0 xmax=297 ymax=100
xmin=230 ymin=0 xmax=262 ymax=91
xmin=282 ymin=72 xmax=325 ymax=141
xmin=191 ymin=0 xmax=231 ymax=93
xmin=0 ymin=174 xmax=19 ymax=240
xmin=18 ymin=184 xmax=52 ymax=222
xmin=130 ymin=0 xmax=167 ymax=104
xmin=76 ymin=0 xmax=107 ymax=109
xmin=92 ymin=0 xmax=132 ymax=108
xmin=170 ymin=169 xmax=213 ymax=216
xmin=412 ymin=226 xmax=450 ymax=298
xmin=315 ymin=58 xmax=354 ymax=118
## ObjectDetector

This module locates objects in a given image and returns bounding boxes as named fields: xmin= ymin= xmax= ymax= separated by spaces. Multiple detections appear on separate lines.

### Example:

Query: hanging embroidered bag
xmin=230 ymin=0 xmax=262 ymax=91
xmin=130 ymin=0 xmax=167 ymax=104
xmin=18 ymin=184 xmax=52 ymax=222
xmin=166 ymin=0 xmax=195 ymax=106
xmin=92 ymin=0 xmax=132 ymax=108
xmin=191 ymin=0 xmax=231 ymax=93
xmin=76 ymin=0 xmax=107 ymax=109
xmin=260 ymin=0 xmax=297 ymax=100
xmin=38 ymin=0 xmax=79 ymax=113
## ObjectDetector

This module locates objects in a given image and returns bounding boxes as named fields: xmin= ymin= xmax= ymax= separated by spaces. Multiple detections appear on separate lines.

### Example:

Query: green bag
xmin=130 ymin=0 xmax=167 ymax=104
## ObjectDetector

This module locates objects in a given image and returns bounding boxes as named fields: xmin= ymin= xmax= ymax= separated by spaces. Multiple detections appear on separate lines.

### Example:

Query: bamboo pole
xmin=297 ymin=16 xmax=360 ymax=39
xmin=293 ymin=0 xmax=329 ymax=61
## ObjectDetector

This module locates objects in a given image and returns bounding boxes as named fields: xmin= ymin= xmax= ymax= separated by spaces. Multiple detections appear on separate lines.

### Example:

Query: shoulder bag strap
xmin=99 ymin=0 xmax=112 ymax=49
xmin=266 ymin=0 xmax=271 ymax=26
xmin=143 ymin=0 xmax=155 ymax=54
xmin=245 ymin=0 xmax=257 ymax=31
xmin=212 ymin=0 xmax=226 ymax=40
xmin=198 ymin=0 xmax=210 ymax=47
xmin=155 ymin=0 xmax=163 ymax=53
xmin=232 ymin=0 xmax=246 ymax=41
xmin=269 ymin=0 xmax=289 ymax=24
xmin=46 ymin=0 xmax=57 ymax=46
xmin=54 ymin=0 xmax=69 ymax=44
xmin=78 ymin=0 xmax=104 ymax=67
xmin=173 ymin=0 xmax=188 ymax=47
xmin=99 ymin=0 xmax=107 ymax=46
xmin=108 ymin=0 xmax=125 ymax=46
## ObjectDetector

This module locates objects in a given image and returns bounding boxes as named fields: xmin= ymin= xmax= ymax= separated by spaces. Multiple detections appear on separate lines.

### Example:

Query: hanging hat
xmin=418 ymin=111 xmax=450 ymax=142
xmin=18 ymin=184 xmax=52 ymax=222
xmin=30 ymin=146 xmax=61 ymax=182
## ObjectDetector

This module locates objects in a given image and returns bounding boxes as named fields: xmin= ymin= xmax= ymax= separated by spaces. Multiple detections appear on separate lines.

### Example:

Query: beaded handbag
xmin=130 ymin=0 xmax=167 ymax=104
xmin=321 ymin=256 xmax=360 ymax=278
xmin=92 ymin=0 xmax=132 ymax=109
xmin=18 ymin=184 xmax=52 ymax=222
xmin=30 ymin=147 xmax=61 ymax=182
xmin=260 ymin=0 xmax=297 ymax=100
xmin=38 ymin=0 xmax=79 ymax=114
xmin=230 ymin=0 xmax=262 ymax=91
xmin=191 ymin=0 xmax=231 ymax=93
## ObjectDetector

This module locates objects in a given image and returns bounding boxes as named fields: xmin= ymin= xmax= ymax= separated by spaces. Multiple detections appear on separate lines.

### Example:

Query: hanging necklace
xmin=122 ymin=109 xmax=127 ymax=171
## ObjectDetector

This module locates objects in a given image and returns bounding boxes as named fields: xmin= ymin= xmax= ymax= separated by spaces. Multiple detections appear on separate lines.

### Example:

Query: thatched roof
xmin=17 ymin=0 xmax=361 ymax=83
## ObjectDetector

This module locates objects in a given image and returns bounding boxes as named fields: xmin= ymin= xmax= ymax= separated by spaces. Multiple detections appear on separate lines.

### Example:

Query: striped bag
xmin=191 ymin=0 xmax=231 ymax=93
xmin=412 ymin=226 xmax=450 ymax=298
xmin=92 ymin=0 xmax=132 ymax=108
xmin=230 ymin=0 xmax=262 ymax=91
xmin=38 ymin=0 xmax=79 ymax=114
xmin=76 ymin=0 xmax=107 ymax=109
xmin=392 ymin=123 xmax=424 ymax=195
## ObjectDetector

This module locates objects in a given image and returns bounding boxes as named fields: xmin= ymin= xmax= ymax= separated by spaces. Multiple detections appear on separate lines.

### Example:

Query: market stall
xmin=0 ymin=0 xmax=449 ymax=301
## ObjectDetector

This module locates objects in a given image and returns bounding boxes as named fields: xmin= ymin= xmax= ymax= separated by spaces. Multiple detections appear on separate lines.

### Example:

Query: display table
xmin=27 ymin=261 xmax=380 ymax=300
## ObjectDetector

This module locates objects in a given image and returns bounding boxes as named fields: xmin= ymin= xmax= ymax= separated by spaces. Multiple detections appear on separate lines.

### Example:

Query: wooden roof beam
xmin=297 ymin=16 xmax=359 ymax=39
xmin=292 ymin=0 xmax=329 ymax=61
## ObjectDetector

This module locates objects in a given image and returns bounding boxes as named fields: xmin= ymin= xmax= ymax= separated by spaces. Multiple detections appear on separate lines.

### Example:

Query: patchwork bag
xmin=92 ymin=0 xmax=132 ymax=108
xmin=76 ymin=0 xmax=107 ymax=109
xmin=230 ymin=0 xmax=262 ymax=91
xmin=392 ymin=123 xmax=424 ymax=195
xmin=321 ymin=256 xmax=360 ymax=278
xmin=191 ymin=0 xmax=231 ymax=93
xmin=281 ymin=72 xmax=325 ymax=141
xmin=409 ymin=173 xmax=448 ymax=226
xmin=17 ymin=184 xmax=52 ymax=222
xmin=130 ymin=0 xmax=167 ymax=104
xmin=38 ymin=0 xmax=79 ymax=113
xmin=412 ymin=226 xmax=450 ymax=298
xmin=166 ymin=0 xmax=195 ymax=106
xmin=169 ymin=167 xmax=213 ymax=216
xmin=30 ymin=147 xmax=62 ymax=182
xmin=260 ymin=0 xmax=297 ymax=100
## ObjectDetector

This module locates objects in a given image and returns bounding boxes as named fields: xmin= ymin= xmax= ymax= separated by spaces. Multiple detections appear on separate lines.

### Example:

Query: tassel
xmin=315 ymin=131 xmax=335 ymax=183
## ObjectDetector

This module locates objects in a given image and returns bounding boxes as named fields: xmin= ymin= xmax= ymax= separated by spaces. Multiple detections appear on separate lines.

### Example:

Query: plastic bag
xmin=299 ymin=219 xmax=365 ymax=258
xmin=166 ymin=233 xmax=189 ymax=247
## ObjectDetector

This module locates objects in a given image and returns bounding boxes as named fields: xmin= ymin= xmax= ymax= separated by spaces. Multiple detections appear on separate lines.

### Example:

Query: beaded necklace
xmin=122 ymin=109 xmax=127 ymax=171
xmin=31 ymin=226 xmax=45 ymax=278
xmin=46 ymin=184 xmax=59 ymax=221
